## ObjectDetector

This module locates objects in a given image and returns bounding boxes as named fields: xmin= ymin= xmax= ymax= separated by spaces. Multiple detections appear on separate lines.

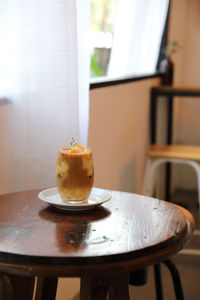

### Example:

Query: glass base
xmin=63 ymin=199 xmax=87 ymax=204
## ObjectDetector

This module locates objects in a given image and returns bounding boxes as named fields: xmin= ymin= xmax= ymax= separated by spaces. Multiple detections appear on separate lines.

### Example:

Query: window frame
xmin=90 ymin=0 xmax=171 ymax=90
xmin=90 ymin=72 xmax=161 ymax=89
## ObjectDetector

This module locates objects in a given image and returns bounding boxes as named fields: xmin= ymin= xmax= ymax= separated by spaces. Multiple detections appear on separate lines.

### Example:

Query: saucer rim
xmin=38 ymin=187 xmax=112 ymax=210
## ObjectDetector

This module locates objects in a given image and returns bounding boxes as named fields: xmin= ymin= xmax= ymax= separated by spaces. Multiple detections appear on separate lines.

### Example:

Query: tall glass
xmin=56 ymin=144 xmax=94 ymax=202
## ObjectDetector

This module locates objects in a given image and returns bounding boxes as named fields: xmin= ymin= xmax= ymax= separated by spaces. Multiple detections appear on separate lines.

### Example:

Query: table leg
xmin=80 ymin=273 xmax=130 ymax=300
xmin=0 ymin=273 xmax=35 ymax=300
xmin=108 ymin=273 xmax=130 ymax=300
xmin=35 ymin=277 xmax=58 ymax=300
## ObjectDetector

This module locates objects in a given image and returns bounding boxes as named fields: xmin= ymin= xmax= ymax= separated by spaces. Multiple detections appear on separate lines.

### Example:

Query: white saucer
xmin=38 ymin=187 xmax=112 ymax=211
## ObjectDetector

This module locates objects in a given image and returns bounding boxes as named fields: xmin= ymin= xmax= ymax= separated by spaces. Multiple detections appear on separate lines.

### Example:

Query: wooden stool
xmin=142 ymin=144 xmax=200 ymax=208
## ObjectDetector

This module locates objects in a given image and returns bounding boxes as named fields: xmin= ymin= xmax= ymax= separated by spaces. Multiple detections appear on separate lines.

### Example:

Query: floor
xmin=130 ymin=190 xmax=200 ymax=300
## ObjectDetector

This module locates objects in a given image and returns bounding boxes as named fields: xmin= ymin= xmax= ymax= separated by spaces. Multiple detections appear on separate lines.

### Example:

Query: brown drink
xmin=56 ymin=143 xmax=94 ymax=202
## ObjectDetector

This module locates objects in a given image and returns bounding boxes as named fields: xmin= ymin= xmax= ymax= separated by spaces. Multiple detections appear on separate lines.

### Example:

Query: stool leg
xmin=165 ymin=163 xmax=171 ymax=202
xmin=163 ymin=259 xmax=184 ymax=300
xmin=142 ymin=158 xmax=155 ymax=197
xmin=194 ymin=163 xmax=200 ymax=209
xmin=154 ymin=264 xmax=163 ymax=300
xmin=185 ymin=160 xmax=200 ymax=212
xmin=142 ymin=158 xmax=166 ymax=197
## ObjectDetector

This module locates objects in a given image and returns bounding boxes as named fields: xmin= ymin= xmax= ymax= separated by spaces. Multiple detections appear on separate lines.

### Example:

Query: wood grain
xmin=0 ymin=189 xmax=194 ymax=278
xmin=148 ymin=144 xmax=200 ymax=161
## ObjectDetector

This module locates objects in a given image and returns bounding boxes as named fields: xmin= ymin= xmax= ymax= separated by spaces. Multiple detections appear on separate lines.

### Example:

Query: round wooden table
xmin=0 ymin=189 xmax=194 ymax=300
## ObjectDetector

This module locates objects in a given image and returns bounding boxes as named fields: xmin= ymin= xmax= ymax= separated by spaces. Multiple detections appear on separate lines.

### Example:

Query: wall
xmin=169 ymin=0 xmax=200 ymax=190
xmin=88 ymin=78 xmax=159 ymax=193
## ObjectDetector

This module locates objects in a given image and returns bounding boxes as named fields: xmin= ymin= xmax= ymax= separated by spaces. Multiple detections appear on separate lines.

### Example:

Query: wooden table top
xmin=0 ymin=189 xmax=194 ymax=277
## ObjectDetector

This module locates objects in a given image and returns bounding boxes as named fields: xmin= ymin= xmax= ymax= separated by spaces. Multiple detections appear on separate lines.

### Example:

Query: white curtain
xmin=108 ymin=0 xmax=169 ymax=77
xmin=0 ymin=0 xmax=90 ymax=194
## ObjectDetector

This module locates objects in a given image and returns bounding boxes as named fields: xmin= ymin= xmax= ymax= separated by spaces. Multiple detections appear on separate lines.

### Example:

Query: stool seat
xmin=143 ymin=144 xmax=200 ymax=209
xmin=148 ymin=144 xmax=200 ymax=161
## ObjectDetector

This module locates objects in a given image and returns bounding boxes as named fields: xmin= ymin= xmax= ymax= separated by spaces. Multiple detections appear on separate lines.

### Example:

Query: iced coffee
xmin=56 ymin=143 xmax=94 ymax=202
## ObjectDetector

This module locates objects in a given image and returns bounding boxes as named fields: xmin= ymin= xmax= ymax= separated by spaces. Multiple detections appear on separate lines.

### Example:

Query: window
xmin=90 ymin=0 xmax=118 ymax=78
xmin=90 ymin=0 xmax=170 ymax=82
